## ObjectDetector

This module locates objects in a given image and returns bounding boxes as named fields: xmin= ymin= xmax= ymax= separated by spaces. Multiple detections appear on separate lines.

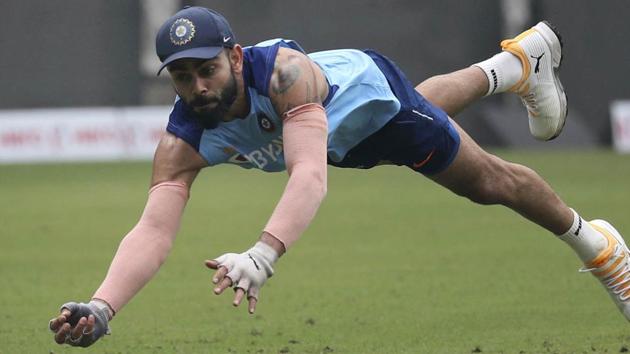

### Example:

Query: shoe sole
xmin=534 ymin=21 xmax=569 ymax=141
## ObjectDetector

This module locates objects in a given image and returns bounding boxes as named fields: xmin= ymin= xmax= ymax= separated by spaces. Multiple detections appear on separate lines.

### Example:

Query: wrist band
xmin=91 ymin=297 xmax=116 ymax=319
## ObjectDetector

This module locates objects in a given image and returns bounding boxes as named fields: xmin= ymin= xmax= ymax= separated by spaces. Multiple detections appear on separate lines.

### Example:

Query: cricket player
xmin=49 ymin=6 xmax=629 ymax=347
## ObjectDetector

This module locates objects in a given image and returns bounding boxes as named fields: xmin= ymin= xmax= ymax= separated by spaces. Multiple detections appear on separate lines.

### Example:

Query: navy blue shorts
xmin=328 ymin=50 xmax=461 ymax=175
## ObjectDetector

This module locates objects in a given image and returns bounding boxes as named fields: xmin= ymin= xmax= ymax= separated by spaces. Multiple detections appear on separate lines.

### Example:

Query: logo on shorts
xmin=257 ymin=114 xmax=275 ymax=132
xmin=170 ymin=18 xmax=195 ymax=46
xmin=412 ymin=149 xmax=436 ymax=170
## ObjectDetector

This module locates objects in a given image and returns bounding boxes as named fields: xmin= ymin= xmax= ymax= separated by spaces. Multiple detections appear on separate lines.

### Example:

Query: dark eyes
xmin=199 ymin=66 xmax=214 ymax=77
xmin=174 ymin=73 xmax=192 ymax=82
xmin=174 ymin=65 xmax=215 ymax=83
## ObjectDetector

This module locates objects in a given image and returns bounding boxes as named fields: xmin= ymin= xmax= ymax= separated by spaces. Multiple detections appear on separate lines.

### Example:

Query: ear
xmin=228 ymin=45 xmax=244 ymax=74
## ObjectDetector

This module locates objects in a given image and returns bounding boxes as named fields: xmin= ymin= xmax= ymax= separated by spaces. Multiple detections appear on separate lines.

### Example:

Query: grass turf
xmin=1 ymin=150 xmax=629 ymax=353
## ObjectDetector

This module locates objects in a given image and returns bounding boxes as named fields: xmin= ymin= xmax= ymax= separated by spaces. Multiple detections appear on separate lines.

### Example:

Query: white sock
xmin=557 ymin=209 xmax=609 ymax=263
xmin=473 ymin=52 xmax=523 ymax=96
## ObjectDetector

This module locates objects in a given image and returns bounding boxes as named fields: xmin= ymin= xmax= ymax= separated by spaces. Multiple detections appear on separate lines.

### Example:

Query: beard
xmin=185 ymin=70 xmax=238 ymax=129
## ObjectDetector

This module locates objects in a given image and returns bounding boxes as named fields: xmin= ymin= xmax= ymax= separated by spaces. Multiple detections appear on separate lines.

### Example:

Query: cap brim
xmin=157 ymin=46 xmax=223 ymax=75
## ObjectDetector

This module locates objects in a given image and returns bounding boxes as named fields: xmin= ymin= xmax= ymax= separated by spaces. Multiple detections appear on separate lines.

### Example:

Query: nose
xmin=192 ymin=76 xmax=208 ymax=96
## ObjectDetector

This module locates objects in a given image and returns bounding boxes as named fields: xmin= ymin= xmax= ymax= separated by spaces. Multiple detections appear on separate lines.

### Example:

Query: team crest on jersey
xmin=257 ymin=113 xmax=275 ymax=132
xmin=170 ymin=18 xmax=195 ymax=46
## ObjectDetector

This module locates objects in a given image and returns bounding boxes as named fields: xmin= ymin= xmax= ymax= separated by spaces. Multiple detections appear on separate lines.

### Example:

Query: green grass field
xmin=1 ymin=150 xmax=629 ymax=354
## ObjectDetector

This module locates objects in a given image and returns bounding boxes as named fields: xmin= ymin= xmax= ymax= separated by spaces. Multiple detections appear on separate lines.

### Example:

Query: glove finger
xmin=214 ymin=257 xmax=236 ymax=281
xmin=214 ymin=276 xmax=233 ymax=295
xmin=247 ymin=294 xmax=258 ymax=314
xmin=83 ymin=315 xmax=96 ymax=335
xmin=49 ymin=312 xmax=69 ymax=332
xmin=212 ymin=265 xmax=230 ymax=284
xmin=247 ymin=286 xmax=260 ymax=301
xmin=226 ymin=268 xmax=242 ymax=284
xmin=54 ymin=323 xmax=71 ymax=344
xmin=233 ymin=287 xmax=246 ymax=306
xmin=235 ymin=277 xmax=251 ymax=291
xmin=60 ymin=302 xmax=78 ymax=311
xmin=48 ymin=319 xmax=57 ymax=333
xmin=60 ymin=302 xmax=79 ymax=320
xmin=61 ymin=302 xmax=90 ymax=326
xmin=70 ymin=317 xmax=87 ymax=341
xmin=214 ymin=253 xmax=238 ymax=266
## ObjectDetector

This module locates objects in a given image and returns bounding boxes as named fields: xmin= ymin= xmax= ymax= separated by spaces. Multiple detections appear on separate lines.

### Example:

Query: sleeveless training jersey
xmin=166 ymin=38 xmax=402 ymax=172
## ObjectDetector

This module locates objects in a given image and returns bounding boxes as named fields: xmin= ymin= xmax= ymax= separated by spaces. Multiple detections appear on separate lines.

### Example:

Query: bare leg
xmin=406 ymin=26 xmax=628 ymax=322
xmin=430 ymin=118 xmax=573 ymax=234
xmin=413 ymin=67 xmax=573 ymax=233
xmin=415 ymin=67 xmax=488 ymax=117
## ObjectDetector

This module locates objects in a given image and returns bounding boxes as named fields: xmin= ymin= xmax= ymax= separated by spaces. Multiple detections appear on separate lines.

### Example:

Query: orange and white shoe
xmin=580 ymin=220 xmax=630 ymax=321
xmin=501 ymin=21 xmax=568 ymax=141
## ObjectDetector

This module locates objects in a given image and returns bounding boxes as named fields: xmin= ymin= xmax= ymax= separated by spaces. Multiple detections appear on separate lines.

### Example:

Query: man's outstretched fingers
xmin=49 ymin=315 xmax=66 ymax=332
xmin=248 ymin=297 xmax=257 ymax=314
xmin=214 ymin=276 xmax=232 ymax=294
xmin=84 ymin=314 xmax=95 ymax=335
xmin=204 ymin=259 xmax=220 ymax=269
xmin=205 ymin=260 xmax=230 ymax=284
xmin=233 ymin=288 xmax=245 ymax=306
xmin=54 ymin=322 xmax=71 ymax=344
xmin=70 ymin=317 xmax=87 ymax=340
xmin=213 ymin=266 xmax=229 ymax=284
xmin=49 ymin=309 xmax=72 ymax=332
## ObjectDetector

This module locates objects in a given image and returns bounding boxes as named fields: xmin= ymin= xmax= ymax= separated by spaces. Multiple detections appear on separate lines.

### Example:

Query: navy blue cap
xmin=155 ymin=6 xmax=235 ymax=75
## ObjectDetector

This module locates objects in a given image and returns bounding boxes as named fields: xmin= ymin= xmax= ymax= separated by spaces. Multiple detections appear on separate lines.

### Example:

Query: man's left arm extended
xmin=206 ymin=49 xmax=329 ymax=312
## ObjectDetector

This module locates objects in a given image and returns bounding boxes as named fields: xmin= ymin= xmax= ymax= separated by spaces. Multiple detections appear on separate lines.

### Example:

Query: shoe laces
xmin=580 ymin=244 xmax=630 ymax=301
xmin=521 ymin=92 xmax=538 ymax=111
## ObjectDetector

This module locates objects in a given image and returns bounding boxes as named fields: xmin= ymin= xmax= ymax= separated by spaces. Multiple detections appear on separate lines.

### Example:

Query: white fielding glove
xmin=214 ymin=242 xmax=279 ymax=299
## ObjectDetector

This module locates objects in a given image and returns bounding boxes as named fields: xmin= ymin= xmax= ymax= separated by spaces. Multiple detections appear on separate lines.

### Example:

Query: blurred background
xmin=1 ymin=0 xmax=630 ymax=163
xmin=2 ymin=3 xmax=630 ymax=352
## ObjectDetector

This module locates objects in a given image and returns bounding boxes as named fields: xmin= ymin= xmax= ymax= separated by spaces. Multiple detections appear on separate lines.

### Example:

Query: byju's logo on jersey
xmin=170 ymin=18 xmax=195 ymax=46
xmin=223 ymin=138 xmax=285 ymax=170
xmin=257 ymin=113 xmax=275 ymax=133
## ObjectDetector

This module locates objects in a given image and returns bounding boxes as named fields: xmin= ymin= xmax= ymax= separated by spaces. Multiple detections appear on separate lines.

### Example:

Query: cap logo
xmin=170 ymin=18 xmax=195 ymax=46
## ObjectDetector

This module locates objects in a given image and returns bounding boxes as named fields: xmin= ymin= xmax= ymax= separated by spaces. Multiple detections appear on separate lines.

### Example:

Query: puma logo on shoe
xmin=500 ymin=21 xmax=567 ymax=140
xmin=531 ymin=53 xmax=545 ymax=74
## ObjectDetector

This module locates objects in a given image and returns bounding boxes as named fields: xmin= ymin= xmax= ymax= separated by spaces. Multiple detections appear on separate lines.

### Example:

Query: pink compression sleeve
xmin=92 ymin=181 xmax=189 ymax=312
xmin=263 ymin=103 xmax=328 ymax=249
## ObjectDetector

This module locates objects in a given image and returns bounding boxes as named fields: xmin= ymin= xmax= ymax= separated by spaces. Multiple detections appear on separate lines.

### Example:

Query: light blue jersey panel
xmin=194 ymin=39 xmax=292 ymax=171
xmin=309 ymin=49 xmax=401 ymax=161
xmin=198 ymin=91 xmax=286 ymax=171
xmin=168 ymin=38 xmax=401 ymax=172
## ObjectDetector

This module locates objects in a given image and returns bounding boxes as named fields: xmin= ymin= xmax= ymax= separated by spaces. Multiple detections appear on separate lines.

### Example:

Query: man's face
xmin=167 ymin=51 xmax=238 ymax=129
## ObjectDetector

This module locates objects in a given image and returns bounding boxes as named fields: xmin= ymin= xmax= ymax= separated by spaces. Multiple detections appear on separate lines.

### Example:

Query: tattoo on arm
xmin=272 ymin=55 xmax=301 ymax=95
xmin=272 ymin=54 xmax=323 ymax=114
xmin=282 ymin=81 xmax=316 ymax=113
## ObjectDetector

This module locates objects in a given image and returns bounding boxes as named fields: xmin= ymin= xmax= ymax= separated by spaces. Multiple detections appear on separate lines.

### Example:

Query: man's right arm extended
xmin=92 ymin=132 xmax=206 ymax=312
xmin=49 ymin=132 xmax=207 ymax=347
